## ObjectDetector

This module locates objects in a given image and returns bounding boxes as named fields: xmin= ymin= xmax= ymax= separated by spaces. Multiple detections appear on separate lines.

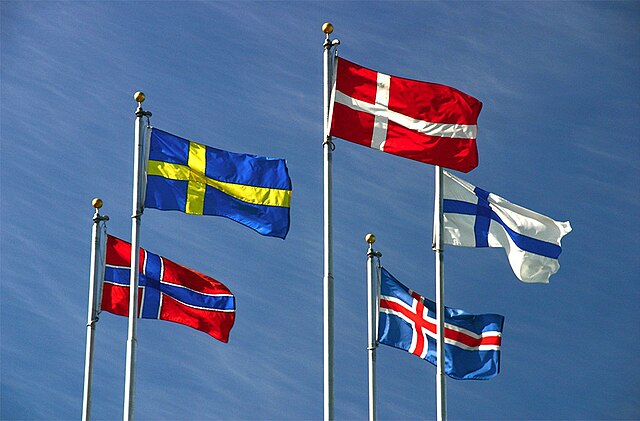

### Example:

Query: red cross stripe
xmin=379 ymin=291 xmax=436 ymax=359
xmin=380 ymin=292 xmax=502 ymax=357
xmin=446 ymin=325 xmax=502 ymax=350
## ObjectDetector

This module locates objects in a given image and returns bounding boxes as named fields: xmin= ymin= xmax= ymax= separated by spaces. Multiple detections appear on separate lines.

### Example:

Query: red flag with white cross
xmin=330 ymin=57 xmax=482 ymax=173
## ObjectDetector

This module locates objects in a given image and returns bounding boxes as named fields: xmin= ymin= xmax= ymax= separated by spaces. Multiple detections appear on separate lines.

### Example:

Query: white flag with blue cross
xmin=442 ymin=170 xmax=571 ymax=283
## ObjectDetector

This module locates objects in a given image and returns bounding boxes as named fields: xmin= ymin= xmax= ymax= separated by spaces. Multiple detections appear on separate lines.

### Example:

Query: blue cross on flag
xmin=442 ymin=170 xmax=572 ymax=283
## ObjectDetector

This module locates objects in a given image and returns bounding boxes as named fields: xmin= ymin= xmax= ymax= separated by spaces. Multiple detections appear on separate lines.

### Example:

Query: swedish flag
xmin=145 ymin=128 xmax=292 ymax=239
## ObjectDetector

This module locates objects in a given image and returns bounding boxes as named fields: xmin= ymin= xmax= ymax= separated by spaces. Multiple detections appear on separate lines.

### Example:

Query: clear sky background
xmin=2 ymin=2 xmax=639 ymax=420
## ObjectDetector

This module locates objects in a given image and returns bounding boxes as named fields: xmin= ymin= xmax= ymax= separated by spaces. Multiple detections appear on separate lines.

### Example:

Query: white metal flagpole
xmin=365 ymin=234 xmax=381 ymax=421
xmin=82 ymin=198 xmax=109 ymax=421
xmin=322 ymin=22 xmax=339 ymax=421
xmin=123 ymin=91 xmax=151 ymax=421
xmin=433 ymin=165 xmax=447 ymax=421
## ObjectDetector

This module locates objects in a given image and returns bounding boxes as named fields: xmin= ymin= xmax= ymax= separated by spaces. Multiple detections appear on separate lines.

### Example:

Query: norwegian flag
xmin=330 ymin=57 xmax=482 ymax=172
xmin=378 ymin=267 xmax=503 ymax=380
xmin=101 ymin=235 xmax=235 ymax=343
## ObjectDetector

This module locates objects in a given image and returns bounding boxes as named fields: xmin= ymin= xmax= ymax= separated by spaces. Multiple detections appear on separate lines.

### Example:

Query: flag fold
xmin=101 ymin=235 xmax=236 ymax=342
xmin=378 ymin=268 xmax=504 ymax=380
xmin=330 ymin=57 xmax=482 ymax=172
xmin=442 ymin=170 xmax=572 ymax=283
xmin=145 ymin=128 xmax=292 ymax=239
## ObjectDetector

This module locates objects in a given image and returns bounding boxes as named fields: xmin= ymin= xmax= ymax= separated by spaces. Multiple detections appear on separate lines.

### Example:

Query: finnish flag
xmin=442 ymin=171 xmax=572 ymax=283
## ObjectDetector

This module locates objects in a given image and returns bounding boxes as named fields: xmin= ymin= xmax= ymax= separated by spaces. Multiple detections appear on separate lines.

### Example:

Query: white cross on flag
xmin=377 ymin=267 xmax=504 ymax=380
xmin=329 ymin=57 xmax=482 ymax=173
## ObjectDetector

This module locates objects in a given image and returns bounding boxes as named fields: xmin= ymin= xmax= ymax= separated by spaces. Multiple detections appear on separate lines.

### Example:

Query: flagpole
xmin=433 ymin=166 xmax=447 ymax=421
xmin=322 ymin=22 xmax=339 ymax=421
xmin=82 ymin=198 xmax=109 ymax=421
xmin=365 ymin=234 xmax=381 ymax=421
xmin=123 ymin=91 xmax=151 ymax=421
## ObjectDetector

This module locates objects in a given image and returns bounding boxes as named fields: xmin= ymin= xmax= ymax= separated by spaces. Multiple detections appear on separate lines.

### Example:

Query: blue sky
xmin=1 ymin=2 xmax=639 ymax=420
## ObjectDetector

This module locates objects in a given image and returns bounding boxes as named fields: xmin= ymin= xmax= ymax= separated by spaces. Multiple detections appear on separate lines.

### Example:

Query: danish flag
xmin=330 ymin=57 xmax=482 ymax=172
xmin=378 ymin=267 xmax=504 ymax=380
xmin=101 ymin=235 xmax=235 ymax=343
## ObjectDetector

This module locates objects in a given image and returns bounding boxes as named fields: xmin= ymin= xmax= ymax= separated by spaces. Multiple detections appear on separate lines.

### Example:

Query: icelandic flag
xmin=145 ymin=128 xmax=292 ymax=239
xmin=101 ymin=235 xmax=235 ymax=342
xmin=442 ymin=170 xmax=572 ymax=283
xmin=330 ymin=57 xmax=482 ymax=172
xmin=378 ymin=268 xmax=504 ymax=380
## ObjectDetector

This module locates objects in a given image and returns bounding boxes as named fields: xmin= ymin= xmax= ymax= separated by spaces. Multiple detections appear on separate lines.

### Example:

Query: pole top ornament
xmin=322 ymin=22 xmax=334 ymax=34
xmin=365 ymin=233 xmax=376 ymax=244
xmin=92 ymin=198 xmax=103 ymax=209
xmin=133 ymin=91 xmax=145 ymax=103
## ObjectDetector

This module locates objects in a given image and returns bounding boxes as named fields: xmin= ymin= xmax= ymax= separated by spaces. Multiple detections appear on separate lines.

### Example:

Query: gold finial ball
xmin=133 ymin=91 xmax=145 ymax=103
xmin=365 ymin=233 xmax=376 ymax=244
xmin=92 ymin=198 xmax=103 ymax=209
xmin=322 ymin=22 xmax=334 ymax=34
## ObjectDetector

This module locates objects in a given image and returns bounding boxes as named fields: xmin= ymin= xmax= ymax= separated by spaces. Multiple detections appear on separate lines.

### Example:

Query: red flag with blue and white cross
xmin=101 ymin=235 xmax=235 ymax=343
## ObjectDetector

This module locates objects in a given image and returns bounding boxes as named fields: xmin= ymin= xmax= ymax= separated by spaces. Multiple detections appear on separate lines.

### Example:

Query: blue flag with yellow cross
xmin=144 ymin=128 xmax=292 ymax=239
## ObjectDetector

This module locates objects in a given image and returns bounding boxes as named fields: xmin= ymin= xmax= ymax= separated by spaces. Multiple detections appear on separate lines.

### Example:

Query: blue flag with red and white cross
xmin=378 ymin=267 xmax=504 ymax=380
xmin=101 ymin=235 xmax=236 ymax=343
